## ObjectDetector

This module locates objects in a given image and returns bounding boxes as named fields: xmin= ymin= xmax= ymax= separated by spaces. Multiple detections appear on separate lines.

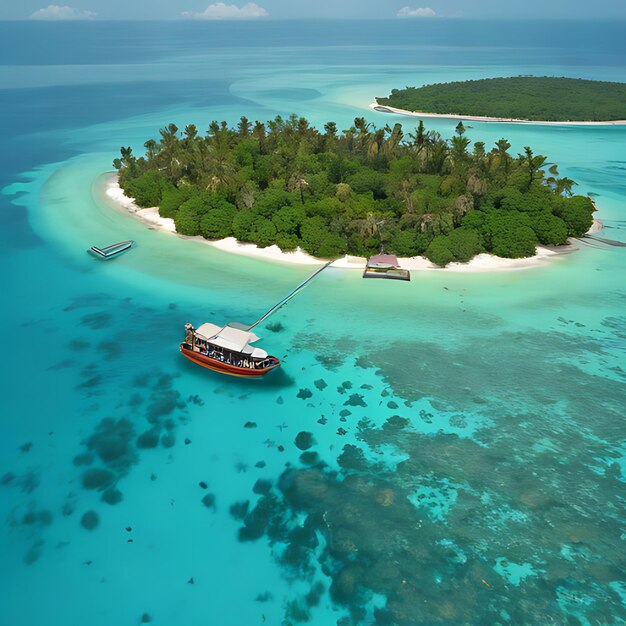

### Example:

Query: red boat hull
xmin=179 ymin=344 xmax=280 ymax=378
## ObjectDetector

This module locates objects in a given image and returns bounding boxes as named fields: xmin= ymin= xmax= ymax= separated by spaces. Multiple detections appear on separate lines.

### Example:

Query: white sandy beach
xmin=104 ymin=174 xmax=596 ymax=273
xmin=104 ymin=175 xmax=323 ymax=265
xmin=370 ymin=102 xmax=626 ymax=126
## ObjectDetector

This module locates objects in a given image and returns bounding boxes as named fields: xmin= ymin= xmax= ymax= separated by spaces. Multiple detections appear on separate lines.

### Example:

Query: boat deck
xmin=179 ymin=342 xmax=280 ymax=378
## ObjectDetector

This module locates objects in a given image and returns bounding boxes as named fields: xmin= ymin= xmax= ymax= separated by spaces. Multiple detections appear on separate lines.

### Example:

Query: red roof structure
xmin=367 ymin=254 xmax=400 ymax=269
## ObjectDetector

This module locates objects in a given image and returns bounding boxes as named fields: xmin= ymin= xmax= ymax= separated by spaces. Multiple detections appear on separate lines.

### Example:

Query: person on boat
xmin=184 ymin=324 xmax=194 ymax=345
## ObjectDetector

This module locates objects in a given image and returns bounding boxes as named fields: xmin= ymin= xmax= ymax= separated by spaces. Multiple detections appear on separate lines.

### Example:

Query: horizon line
xmin=5 ymin=16 xmax=626 ymax=22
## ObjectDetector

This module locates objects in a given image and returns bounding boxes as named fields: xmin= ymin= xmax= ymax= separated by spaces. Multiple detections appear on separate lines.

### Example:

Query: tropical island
xmin=113 ymin=115 xmax=595 ymax=267
xmin=376 ymin=77 xmax=626 ymax=123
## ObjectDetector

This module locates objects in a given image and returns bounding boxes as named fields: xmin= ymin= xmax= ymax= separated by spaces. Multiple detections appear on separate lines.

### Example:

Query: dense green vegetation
xmin=377 ymin=77 xmax=626 ymax=122
xmin=114 ymin=115 xmax=594 ymax=266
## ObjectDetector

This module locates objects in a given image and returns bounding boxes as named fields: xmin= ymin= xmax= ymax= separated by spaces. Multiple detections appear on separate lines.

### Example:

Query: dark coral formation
xmin=102 ymin=487 xmax=123 ymax=505
xmin=82 ymin=468 xmax=116 ymax=490
xmin=201 ymin=493 xmax=216 ymax=510
xmin=137 ymin=428 xmax=160 ymax=449
xmin=22 ymin=509 xmax=53 ymax=527
xmin=294 ymin=431 xmax=315 ymax=451
xmin=85 ymin=418 xmax=137 ymax=470
xmin=344 ymin=394 xmax=366 ymax=407
xmin=266 ymin=322 xmax=284 ymax=333
xmin=24 ymin=539 xmax=44 ymax=565
xmin=79 ymin=312 xmax=112 ymax=329
xmin=80 ymin=510 xmax=99 ymax=530
xmin=72 ymin=370 xmax=186 ymax=507
xmin=235 ymin=390 xmax=626 ymax=626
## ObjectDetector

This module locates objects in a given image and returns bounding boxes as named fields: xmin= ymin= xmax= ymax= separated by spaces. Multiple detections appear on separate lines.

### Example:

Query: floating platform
xmin=363 ymin=267 xmax=411 ymax=281
xmin=363 ymin=254 xmax=411 ymax=281
xmin=89 ymin=240 xmax=133 ymax=259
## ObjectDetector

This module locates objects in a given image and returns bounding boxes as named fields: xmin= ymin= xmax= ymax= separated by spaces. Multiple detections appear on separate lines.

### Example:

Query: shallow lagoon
xmin=0 ymin=19 xmax=625 ymax=626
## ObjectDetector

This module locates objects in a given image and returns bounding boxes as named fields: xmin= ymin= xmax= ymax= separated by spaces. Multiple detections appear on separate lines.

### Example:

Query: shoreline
xmin=370 ymin=102 xmax=626 ymax=126
xmin=103 ymin=174 xmax=596 ymax=273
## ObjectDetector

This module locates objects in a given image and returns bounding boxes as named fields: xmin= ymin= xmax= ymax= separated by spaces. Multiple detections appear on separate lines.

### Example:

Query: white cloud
xmin=397 ymin=6 xmax=437 ymax=18
xmin=181 ymin=3 xmax=269 ymax=20
xmin=29 ymin=4 xmax=97 ymax=20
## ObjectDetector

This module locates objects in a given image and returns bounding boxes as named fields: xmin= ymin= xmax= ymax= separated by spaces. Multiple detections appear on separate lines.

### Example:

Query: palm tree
xmin=472 ymin=141 xmax=485 ymax=161
xmin=297 ymin=117 xmax=310 ymax=136
xmin=324 ymin=121 xmax=337 ymax=137
xmin=159 ymin=123 xmax=179 ymax=146
xmin=143 ymin=139 xmax=158 ymax=160
xmin=252 ymin=121 xmax=266 ymax=153
xmin=154 ymin=124 xmax=182 ymax=179
xmin=205 ymin=147 xmax=235 ymax=192
xmin=421 ymin=130 xmax=439 ymax=170
xmin=420 ymin=212 xmax=454 ymax=236
xmin=519 ymin=146 xmax=547 ymax=189
xmin=324 ymin=121 xmax=338 ymax=151
xmin=452 ymin=194 xmax=473 ymax=225
xmin=184 ymin=124 xmax=198 ymax=142
xmin=466 ymin=173 xmax=487 ymax=201
xmin=368 ymin=128 xmax=386 ymax=157
xmin=427 ymin=135 xmax=449 ymax=174
xmin=179 ymin=128 xmax=207 ymax=183
xmin=419 ymin=213 xmax=434 ymax=233
xmin=353 ymin=117 xmax=372 ymax=155
xmin=115 ymin=146 xmax=137 ymax=174
xmin=238 ymin=181 xmax=258 ymax=209
xmin=356 ymin=212 xmax=387 ymax=251
xmin=342 ymin=126 xmax=357 ymax=155
xmin=544 ymin=164 xmax=559 ymax=189
xmin=384 ymin=123 xmax=404 ymax=157
xmin=449 ymin=135 xmax=471 ymax=173
xmin=556 ymin=177 xmax=576 ymax=196
xmin=353 ymin=117 xmax=371 ymax=134
xmin=493 ymin=139 xmax=512 ymax=175
xmin=288 ymin=174 xmax=310 ymax=204
xmin=237 ymin=116 xmax=251 ymax=138
xmin=408 ymin=120 xmax=426 ymax=157
xmin=399 ymin=178 xmax=416 ymax=213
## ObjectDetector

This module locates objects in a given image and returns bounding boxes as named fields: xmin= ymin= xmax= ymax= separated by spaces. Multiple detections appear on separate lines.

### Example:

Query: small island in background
xmin=113 ymin=115 xmax=595 ymax=267
xmin=376 ymin=77 xmax=626 ymax=123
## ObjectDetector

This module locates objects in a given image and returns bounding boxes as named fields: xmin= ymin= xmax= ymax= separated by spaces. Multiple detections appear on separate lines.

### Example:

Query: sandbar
xmin=370 ymin=102 xmax=626 ymax=126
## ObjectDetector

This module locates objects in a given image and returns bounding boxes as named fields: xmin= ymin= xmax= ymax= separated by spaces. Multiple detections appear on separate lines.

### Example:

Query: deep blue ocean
xmin=0 ymin=19 xmax=625 ymax=626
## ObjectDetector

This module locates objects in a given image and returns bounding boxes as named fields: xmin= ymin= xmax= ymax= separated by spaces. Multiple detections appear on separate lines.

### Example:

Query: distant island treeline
xmin=377 ymin=77 xmax=626 ymax=122
xmin=114 ymin=114 xmax=594 ymax=266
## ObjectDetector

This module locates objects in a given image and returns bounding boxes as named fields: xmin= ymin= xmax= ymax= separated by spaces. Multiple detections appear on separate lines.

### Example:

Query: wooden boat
xmin=89 ymin=240 xmax=133 ymax=259
xmin=180 ymin=323 xmax=280 ymax=378
xmin=363 ymin=254 xmax=411 ymax=281
xmin=179 ymin=262 xmax=332 ymax=378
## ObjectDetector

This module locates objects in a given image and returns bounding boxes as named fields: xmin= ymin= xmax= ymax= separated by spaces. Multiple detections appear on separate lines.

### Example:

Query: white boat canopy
xmin=194 ymin=323 xmax=261 ymax=354
xmin=194 ymin=323 xmax=222 ymax=339
xmin=242 ymin=345 xmax=269 ymax=359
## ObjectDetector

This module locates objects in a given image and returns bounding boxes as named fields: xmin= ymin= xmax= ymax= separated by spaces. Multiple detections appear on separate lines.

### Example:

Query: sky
xmin=4 ymin=0 xmax=626 ymax=21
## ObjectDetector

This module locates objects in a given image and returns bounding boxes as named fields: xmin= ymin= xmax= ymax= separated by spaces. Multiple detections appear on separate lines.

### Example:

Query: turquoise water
xmin=1 ymin=20 xmax=625 ymax=626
